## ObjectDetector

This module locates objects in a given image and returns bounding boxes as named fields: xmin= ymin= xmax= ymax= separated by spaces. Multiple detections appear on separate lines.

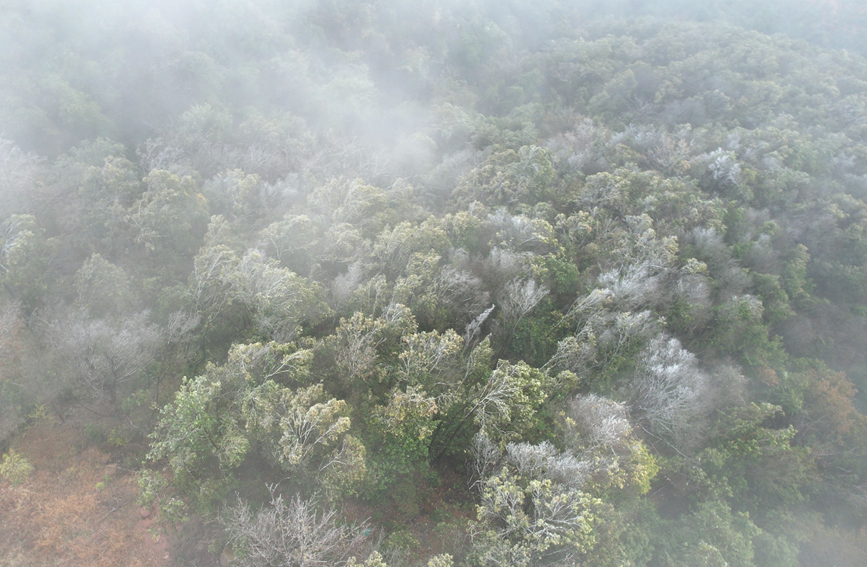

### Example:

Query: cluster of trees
xmin=2 ymin=0 xmax=867 ymax=565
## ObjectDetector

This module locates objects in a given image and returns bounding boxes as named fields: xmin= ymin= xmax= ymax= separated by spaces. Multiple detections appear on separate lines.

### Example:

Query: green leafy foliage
xmin=3 ymin=2 xmax=867 ymax=565
xmin=144 ymin=342 xmax=362 ymax=516
xmin=0 ymin=450 xmax=33 ymax=486
xmin=471 ymin=469 xmax=601 ymax=567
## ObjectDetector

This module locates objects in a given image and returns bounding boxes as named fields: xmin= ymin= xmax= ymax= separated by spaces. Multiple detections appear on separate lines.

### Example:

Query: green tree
xmin=144 ymin=342 xmax=363 ymax=517
xmin=0 ymin=214 xmax=52 ymax=308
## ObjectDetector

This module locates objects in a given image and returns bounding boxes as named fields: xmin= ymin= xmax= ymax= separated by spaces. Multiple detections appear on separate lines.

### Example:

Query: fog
xmin=1 ymin=1 xmax=866 ymax=566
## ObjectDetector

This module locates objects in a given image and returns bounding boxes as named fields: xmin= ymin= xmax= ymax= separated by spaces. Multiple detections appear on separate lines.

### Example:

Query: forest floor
xmin=0 ymin=411 xmax=478 ymax=566
xmin=0 ymin=416 xmax=170 ymax=567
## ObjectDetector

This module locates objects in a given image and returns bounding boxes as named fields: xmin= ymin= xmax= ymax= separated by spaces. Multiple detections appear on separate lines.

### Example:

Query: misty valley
xmin=1 ymin=1 xmax=867 ymax=566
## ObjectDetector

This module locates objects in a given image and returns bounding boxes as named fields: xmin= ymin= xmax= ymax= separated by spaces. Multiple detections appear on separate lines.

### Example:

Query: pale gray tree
xmin=465 ymin=304 xmax=496 ymax=346
xmin=0 ymin=138 xmax=43 ymax=217
xmin=488 ymin=209 xmax=557 ymax=255
xmin=53 ymin=310 xmax=161 ymax=405
xmin=500 ymin=278 xmax=549 ymax=326
xmin=222 ymin=486 xmax=369 ymax=567
xmin=504 ymin=441 xmax=593 ymax=490
xmin=565 ymin=394 xmax=632 ymax=451
xmin=628 ymin=334 xmax=712 ymax=448
xmin=192 ymin=243 xmax=328 ymax=341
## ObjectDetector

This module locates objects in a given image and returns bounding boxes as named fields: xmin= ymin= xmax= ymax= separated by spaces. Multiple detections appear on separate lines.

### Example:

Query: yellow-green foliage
xmin=346 ymin=552 xmax=389 ymax=567
xmin=628 ymin=442 xmax=660 ymax=496
xmin=26 ymin=404 xmax=52 ymax=425
xmin=426 ymin=554 xmax=454 ymax=567
xmin=0 ymin=449 xmax=33 ymax=485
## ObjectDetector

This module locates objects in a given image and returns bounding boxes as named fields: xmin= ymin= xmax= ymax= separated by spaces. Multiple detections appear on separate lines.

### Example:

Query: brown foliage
xmin=798 ymin=363 xmax=862 ymax=448
xmin=0 ymin=424 xmax=170 ymax=567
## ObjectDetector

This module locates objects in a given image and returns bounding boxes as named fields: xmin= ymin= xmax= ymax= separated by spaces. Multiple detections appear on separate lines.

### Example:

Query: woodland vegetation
xmin=2 ymin=0 xmax=867 ymax=565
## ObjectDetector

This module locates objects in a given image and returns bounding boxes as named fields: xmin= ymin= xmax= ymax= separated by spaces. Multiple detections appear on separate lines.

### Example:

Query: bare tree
xmin=565 ymin=394 xmax=632 ymax=451
xmin=192 ymin=244 xmax=328 ymax=341
xmin=504 ymin=441 xmax=593 ymax=490
xmin=488 ymin=210 xmax=557 ymax=255
xmin=549 ymin=308 xmax=658 ymax=380
xmin=628 ymin=334 xmax=712 ymax=448
xmin=53 ymin=310 xmax=161 ymax=405
xmin=495 ymin=277 xmax=548 ymax=354
xmin=431 ymin=261 xmax=490 ymax=324
xmin=470 ymin=432 xmax=502 ymax=487
xmin=331 ymin=262 xmax=366 ymax=308
xmin=465 ymin=304 xmax=496 ymax=347
xmin=470 ymin=361 xmax=532 ymax=440
xmin=222 ymin=486 xmax=369 ymax=567
xmin=500 ymin=278 xmax=548 ymax=326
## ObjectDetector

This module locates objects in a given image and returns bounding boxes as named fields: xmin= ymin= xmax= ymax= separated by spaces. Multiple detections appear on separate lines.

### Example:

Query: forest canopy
xmin=1 ymin=1 xmax=867 ymax=566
